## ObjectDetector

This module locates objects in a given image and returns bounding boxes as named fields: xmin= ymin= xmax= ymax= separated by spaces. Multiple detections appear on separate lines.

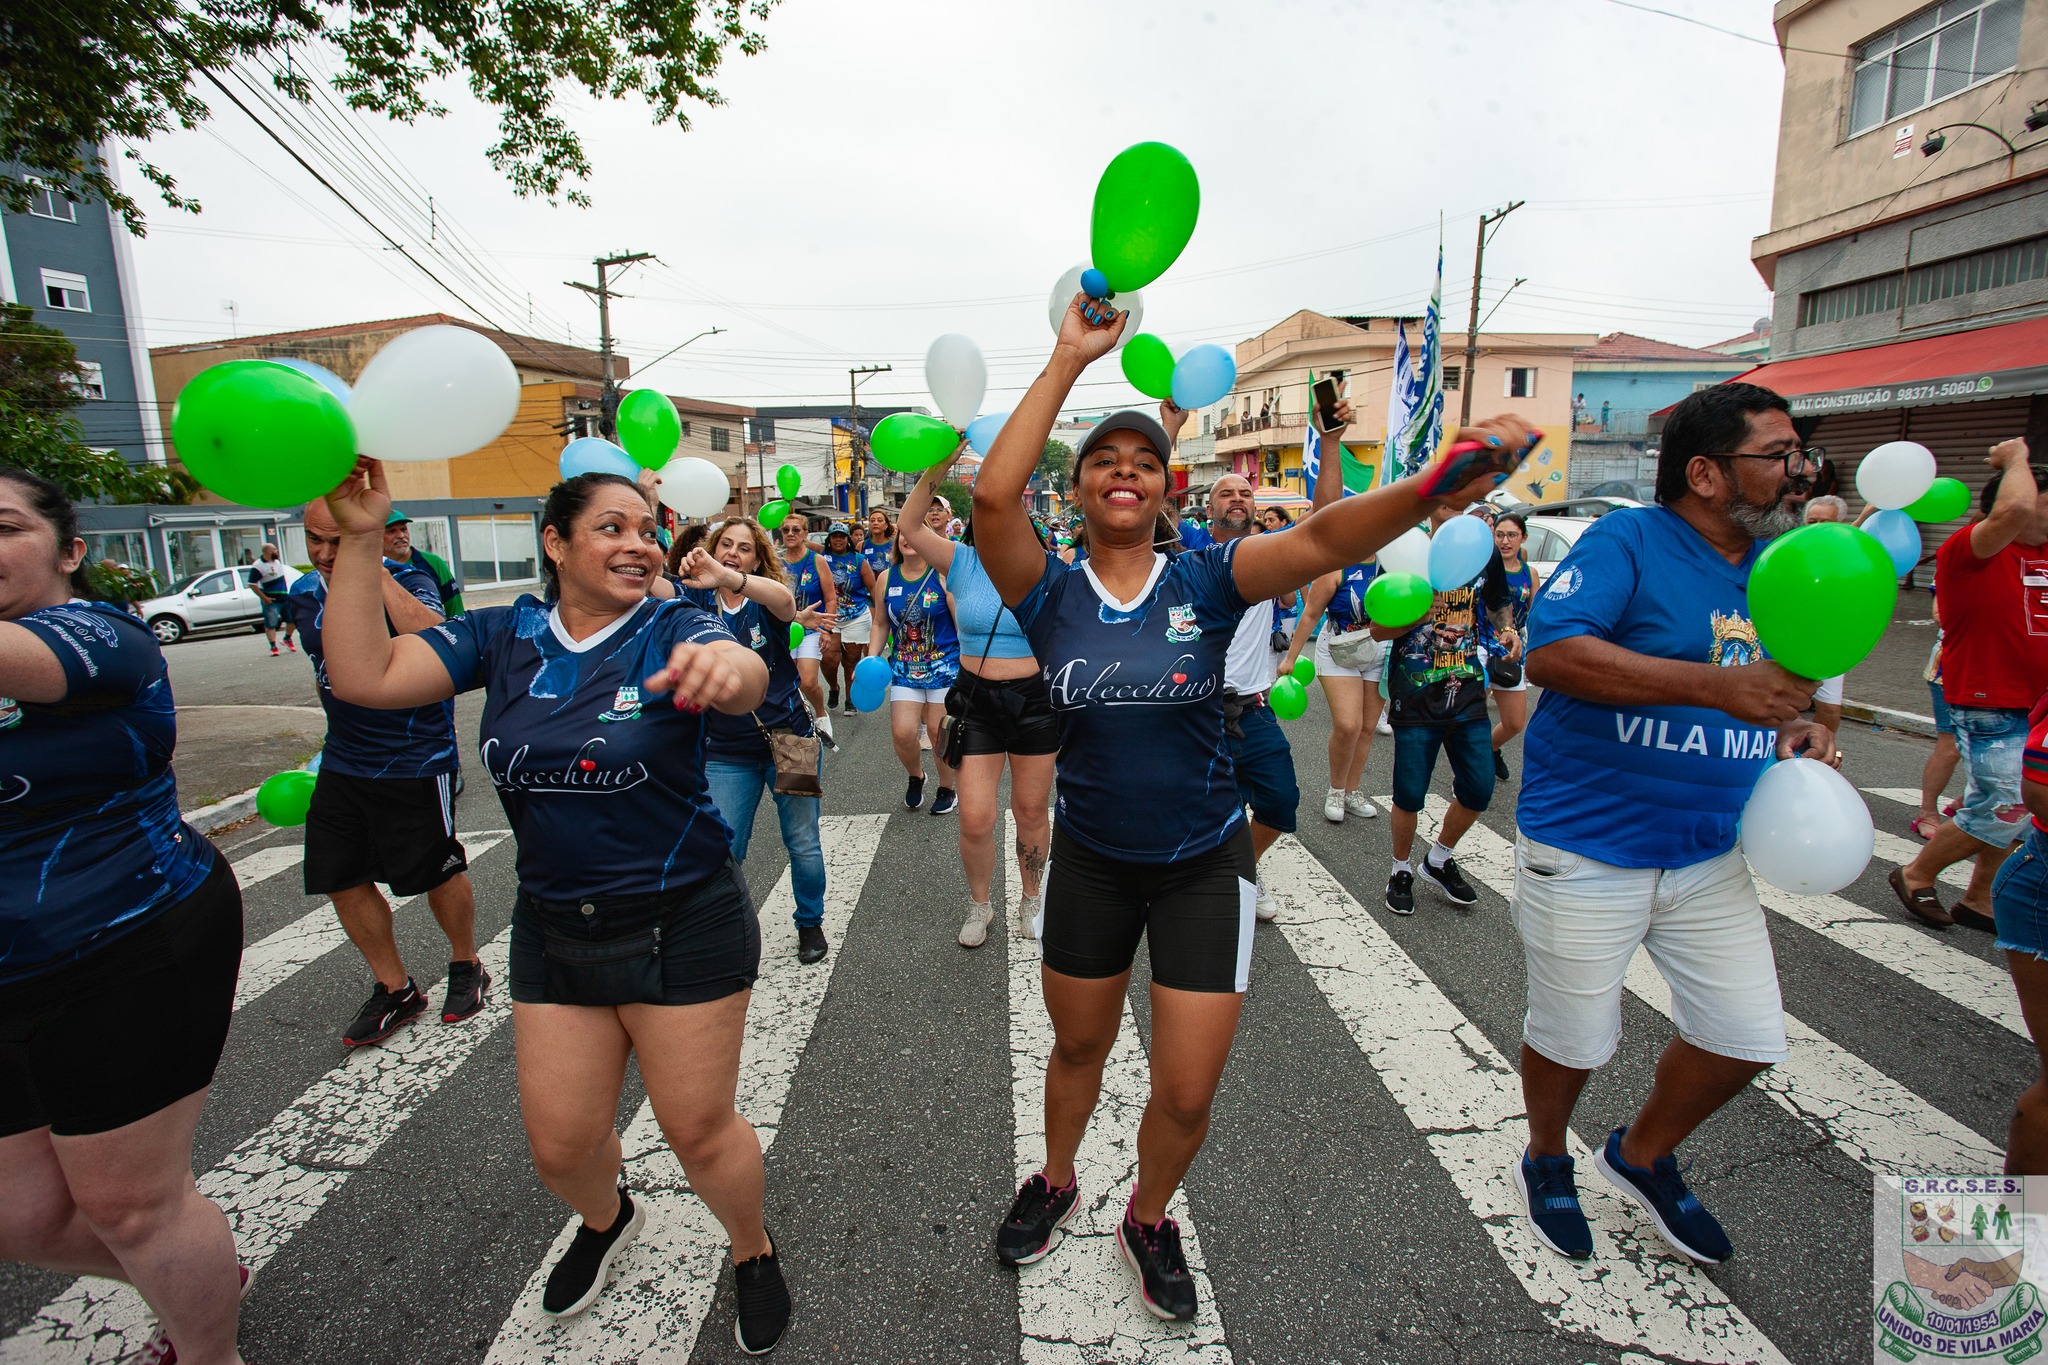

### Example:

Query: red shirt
xmin=1935 ymin=527 xmax=2048 ymax=711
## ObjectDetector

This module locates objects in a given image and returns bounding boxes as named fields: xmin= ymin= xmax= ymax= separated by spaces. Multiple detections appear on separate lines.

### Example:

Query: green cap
xmin=384 ymin=509 xmax=411 ymax=526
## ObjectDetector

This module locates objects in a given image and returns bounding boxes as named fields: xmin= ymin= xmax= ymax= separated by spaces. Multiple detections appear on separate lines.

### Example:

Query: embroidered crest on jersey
xmin=1166 ymin=604 xmax=1201 ymax=643
xmin=598 ymin=686 xmax=642 ymax=722
xmin=1707 ymin=609 xmax=1762 ymax=667
xmin=0 ymin=696 xmax=19 ymax=731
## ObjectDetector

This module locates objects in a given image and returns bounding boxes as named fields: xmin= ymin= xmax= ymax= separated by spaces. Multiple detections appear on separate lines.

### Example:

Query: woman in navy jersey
xmin=1480 ymin=512 xmax=1538 ymax=780
xmin=873 ymin=518 xmax=961 ymax=814
xmin=777 ymin=516 xmax=838 ymax=746
xmin=860 ymin=507 xmax=896 ymax=579
xmin=687 ymin=519 xmax=832 ymax=967
xmin=0 ymin=468 xmax=247 ymax=1365
xmin=973 ymin=298 xmax=1533 ymax=1321
xmin=819 ymin=522 xmax=876 ymax=718
xmin=317 ymin=462 xmax=792 ymax=1353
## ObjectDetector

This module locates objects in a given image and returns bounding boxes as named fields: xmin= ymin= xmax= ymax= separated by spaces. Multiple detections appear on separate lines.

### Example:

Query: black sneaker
xmin=1385 ymin=870 xmax=1415 ymax=916
xmin=441 ymin=959 xmax=490 ymax=1023
xmin=797 ymin=926 xmax=828 ymax=964
xmin=1493 ymin=747 xmax=1511 ymax=780
xmin=997 ymin=1173 xmax=1079 ymax=1266
xmin=342 ymin=978 xmax=427 ymax=1047
xmin=732 ymin=1232 xmax=791 ymax=1355
xmin=541 ymin=1187 xmax=646 ymax=1317
xmin=1419 ymin=854 xmax=1479 ymax=905
xmin=827 ymin=683 xmax=840 ymax=709
xmin=930 ymin=786 xmax=957 ymax=816
xmin=1117 ymin=1204 xmax=1197 ymax=1321
xmin=904 ymin=775 xmax=926 ymax=809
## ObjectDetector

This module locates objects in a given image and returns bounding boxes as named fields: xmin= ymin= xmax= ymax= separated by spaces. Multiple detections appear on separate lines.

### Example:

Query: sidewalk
xmin=1836 ymin=584 xmax=1940 ymax=737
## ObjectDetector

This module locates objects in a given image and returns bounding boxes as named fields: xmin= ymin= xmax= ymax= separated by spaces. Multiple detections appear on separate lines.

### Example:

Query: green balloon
xmin=1090 ymin=142 xmax=1201 ymax=293
xmin=789 ymin=622 xmax=804 ymax=650
xmin=256 ymin=769 xmax=317 ymax=826
xmin=170 ymin=360 xmax=357 ymax=507
xmin=1121 ymin=333 xmax=1176 ymax=400
xmin=776 ymin=463 xmax=801 ymax=501
xmin=759 ymin=499 xmax=792 ymax=530
xmin=1269 ymin=676 xmax=1308 ymax=720
xmin=1365 ymin=571 xmax=1433 ymax=629
xmin=1749 ymin=522 xmax=1899 ymax=680
xmin=616 ymin=389 xmax=681 ymax=470
xmin=1904 ymin=476 xmax=1970 ymax=523
xmin=1292 ymin=656 xmax=1315 ymax=685
xmin=869 ymin=413 xmax=959 ymax=473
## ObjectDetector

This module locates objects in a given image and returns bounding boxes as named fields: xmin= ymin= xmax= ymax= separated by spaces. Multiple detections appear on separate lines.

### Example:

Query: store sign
xmin=1785 ymin=365 xmax=2048 ymax=416
xmin=1893 ymin=123 xmax=1915 ymax=158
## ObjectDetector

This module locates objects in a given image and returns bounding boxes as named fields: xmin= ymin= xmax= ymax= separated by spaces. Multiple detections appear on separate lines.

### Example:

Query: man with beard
xmin=1505 ymin=383 xmax=1835 ymax=1266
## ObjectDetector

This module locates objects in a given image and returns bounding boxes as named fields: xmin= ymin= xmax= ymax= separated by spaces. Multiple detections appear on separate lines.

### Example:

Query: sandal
xmin=1888 ymin=867 xmax=1952 ymax=929
xmin=1910 ymin=814 xmax=1941 ymax=841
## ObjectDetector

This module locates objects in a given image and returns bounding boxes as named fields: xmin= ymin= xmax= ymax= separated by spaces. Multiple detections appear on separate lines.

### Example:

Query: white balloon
xmin=1740 ymin=757 xmax=1875 ymax=895
xmin=1046 ymin=263 xmax=1142 ymax=351
xmin=1854 ymin=440 xmax=1936 ymax=511
xmin=925 ymin=334 xmax=987 ymax=430
xmin=657 ymin=458 xmax=732 ymax=519
xmin=1375 ymin=526 xmax=1432 ymax=579
xmin=350 ymin=325 xmax=520 ymax=463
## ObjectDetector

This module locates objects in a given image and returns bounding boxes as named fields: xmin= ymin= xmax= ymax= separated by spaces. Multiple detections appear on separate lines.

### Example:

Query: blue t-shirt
xmin=782 ymin=550 xmax=826 ymax=613
xmin=287 ymin=562 xmax=458 ymax=780
xmin=946 ymin=545 xmax=1034 ymax=661
xmin=1178 ymin=519 xmax=1214 ymax=552
xmin=1013 ymin=542 xmax=1250 ymax=863
xmin=861 ymin=537 xmax=894 ymax=579
xmin=1 ymin=602 xmax=214 ymax=983
xmin=827 ymin=551 xmax=869 ymax=623
xmin=1326 ymin=562 xmax=1378 ymax=630
xmin=882 ymin=566 xmax=959 ymax=689
xmin=1480 ymin=563 xmax=1535 ymax=654
xmin=680 ymin=587 xmax=813 ymax=766
xmin=1517 ymin=506 xmax=1776 ymax=869
xmin=420 ymin=596 xmax=739 ymax=900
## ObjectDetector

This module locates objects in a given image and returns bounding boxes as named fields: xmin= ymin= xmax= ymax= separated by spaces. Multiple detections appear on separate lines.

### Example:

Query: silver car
xmin=138 ymin=566 xmax=292 ymax=644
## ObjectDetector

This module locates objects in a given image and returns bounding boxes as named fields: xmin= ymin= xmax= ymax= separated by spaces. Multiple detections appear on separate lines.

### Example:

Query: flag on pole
xmin=1388 ymin=244 xmax=1446 ymax=482
xmin=1379 ymin=317 xmax=1420 ymax=488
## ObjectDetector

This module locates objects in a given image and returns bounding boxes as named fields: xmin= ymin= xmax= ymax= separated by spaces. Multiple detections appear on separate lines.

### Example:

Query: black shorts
xmin=948 ymin=672 xmax=1061 ymax=757
xmin=0 ymin=852 xmax=242 ymax=1137
xmin=1038 ymin=822 xmax=1257 ymax=993
xmin=304 ymin=769 xmax=467 ymax=898
xmin=509 ymin=861 xmax=761 ymax=1007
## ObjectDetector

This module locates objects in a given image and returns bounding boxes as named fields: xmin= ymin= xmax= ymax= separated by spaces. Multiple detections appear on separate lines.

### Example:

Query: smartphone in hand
xmin=1311 ymin=375 xmax=1343 ymax=433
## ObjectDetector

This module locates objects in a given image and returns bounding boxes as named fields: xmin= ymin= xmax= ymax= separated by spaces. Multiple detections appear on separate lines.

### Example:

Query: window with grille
xmin=1504 ymin=367 xmax=1536 ymax=399
xmin=1848 ymin=0 xmax=2020 ymax=137
xmin=1442 ymin=365 xmax=1462 ymax=392
xmin=679 ymin=420 xmax=692 ymax=438
xmin=710 ymin=427 xmax=730 ymax=452
xmin=1798 ymin=234 xmax=2047 ymax=325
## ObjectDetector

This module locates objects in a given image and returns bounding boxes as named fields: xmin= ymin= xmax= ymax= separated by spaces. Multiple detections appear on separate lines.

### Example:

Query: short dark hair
xmin=0 ymin=465 xmax=91 ymax=600
xmin=541 ymin=472 xmax=641 ymax=600
xmin=1655 ymin=383 xmax=1791 ymax=505
xmin=1981 ymin=466 xmax=2048 ymax=517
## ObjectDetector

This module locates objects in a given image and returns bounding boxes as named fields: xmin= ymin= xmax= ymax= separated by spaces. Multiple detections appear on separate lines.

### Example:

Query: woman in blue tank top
xmin=777 ymin=516 xmax=838 ymax=744
xmin=872 ymin=519 xmax=960 ymax=815
xmin=819 ymin=523 xmax=877 ymax=719
xmin=1479 ymin=512 xmax=1538 ymax=779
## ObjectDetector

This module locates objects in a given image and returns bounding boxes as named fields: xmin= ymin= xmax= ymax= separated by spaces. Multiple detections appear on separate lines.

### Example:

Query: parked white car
xmin=138 ymin=565 xmax=299 ymax=644
xmin=1515 ymin=516 xmax=1597 ymax=581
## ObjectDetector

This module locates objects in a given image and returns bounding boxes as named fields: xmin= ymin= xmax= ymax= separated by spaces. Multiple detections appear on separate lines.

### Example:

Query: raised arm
xmin=1309 ymin=396 xmax=1356 ymax=513
xmin=319 ymin=459 xmax=462 ymax=709
xmin=676 ymin=548 xmax=798 ymax=622
xmin=899 ymin=450 xmax=963 ymax=574
xmin=1971 ymin=439 xmax=2036 ymax=559
xmin=0 ymin=626 xmax=67 ymax=705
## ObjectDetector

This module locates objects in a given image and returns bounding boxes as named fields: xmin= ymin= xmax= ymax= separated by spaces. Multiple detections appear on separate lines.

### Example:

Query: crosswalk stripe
xmin=1862 ymin=786 xmax=1925 ymax=809
xmin=228 ymin=842 xmax=306 ymax=890
xmin=1415 ymin=799 xmax=2005 ymax=1176
xmin=1261 ymin=835 xmax=1787 ymax=1364
xmin=1870 ymin=826 xmax=1971 ymax=892
xmin=482 ymin=815 xmax=888 ymax=1365
xmin=1001 ymin=815 xmax=1235 ymax=1363
xmin=233 ymin=831 xmax=511 ymax=1009
xmin=0 ymin=937 xmax=517 ymax=1364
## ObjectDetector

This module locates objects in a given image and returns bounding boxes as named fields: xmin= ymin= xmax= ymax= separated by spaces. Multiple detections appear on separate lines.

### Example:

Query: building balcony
xmin=1214 ymin=413 xmax=1309 ymax=454
xmin=1569 ymin=408 xmax=1653 ymax=439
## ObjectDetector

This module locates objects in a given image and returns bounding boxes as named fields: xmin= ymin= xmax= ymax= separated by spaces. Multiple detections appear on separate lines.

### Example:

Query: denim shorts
xmin=1951 ymin=705 xmax=2030 ymax=848
xmin=1929 ymin=682 xmax=1954 ymax=735
xmin=1390 ymin=714 xmax=1495 ymax=814
xmin=508 ymin=861 xmax=759 ymax=1006
xmin=1994 ymin=828 xmax=2048 ymax=959
xmin=1227 ymin=701 xmax=1300 ymax=833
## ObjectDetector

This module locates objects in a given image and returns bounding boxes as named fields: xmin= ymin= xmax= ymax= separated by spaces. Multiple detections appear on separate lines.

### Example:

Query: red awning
xmin=1718 ymin=316 xmax=2048 ymax=418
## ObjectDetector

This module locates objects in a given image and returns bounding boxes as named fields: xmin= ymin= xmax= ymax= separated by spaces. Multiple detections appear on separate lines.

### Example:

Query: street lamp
xmin=1920 ymin=121 xmax=2022 ymax=157
xmin=637 ymin=326 xmax=726 ymax=374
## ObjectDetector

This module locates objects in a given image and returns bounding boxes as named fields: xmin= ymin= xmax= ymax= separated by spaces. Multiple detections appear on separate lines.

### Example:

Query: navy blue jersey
xmin=1013 ymin=542 xmax=1250 ymax=863
xmin=287 ymin=561 xmax=458 ymax=779
xmin=1 ymin=602 xmax=214 ymax=983
xmin=782 ymin=550 xmax=827 ymax=612
xmin=1326 ymin=562 xmax=1378 ymax=629
xmin=421 ymin=596 xmax=739 ymax=900
xmin=827 ymin=551 xmax=869 ymax=623
xmin=882 ymin=566 xmax=959 ymax=689
xmin=680 ymin=587 xmax=814 ymax=766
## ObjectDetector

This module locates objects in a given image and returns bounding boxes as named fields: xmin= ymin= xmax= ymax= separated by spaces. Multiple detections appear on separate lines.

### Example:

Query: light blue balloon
xmin=1427 ymin=514 xmax=1494 ymax=591
xmin=850 ymin=655 xmax=892 ymax=713
xmin=1864 ymin=509 xmax=1922 ymax=579
xmin=305 ymin=750 xmax=322 ymax=774
xmin=269 ymin=358 xmax=351 ymax=402
xmin=559 ymin=437 xmax=638 ymax=481
xmin=1170 ymin=344 xmax=1237 ymax=410
xmin=965 ymin=410 xmax=1010 ymax=456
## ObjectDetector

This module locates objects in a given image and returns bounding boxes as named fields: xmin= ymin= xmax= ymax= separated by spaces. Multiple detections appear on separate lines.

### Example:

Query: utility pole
xmin=848 ymin=364 xmax=892 ymax=519
xmin=566 ymin=251 xmax=654 ymax=439
xmin=1460 ymin=202 xmax=1523 ymax=426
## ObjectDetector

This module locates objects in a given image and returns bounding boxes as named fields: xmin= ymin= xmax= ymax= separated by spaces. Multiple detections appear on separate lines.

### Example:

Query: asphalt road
xmin=1 ymin=638 xmax=2021 ymax=1365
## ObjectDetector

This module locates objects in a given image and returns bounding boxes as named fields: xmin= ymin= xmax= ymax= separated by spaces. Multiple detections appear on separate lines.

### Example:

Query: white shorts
xmin=1478 ymin=646 xmax=1529 ymax=693
xmin=889 ymin=684 xmax=950 ymax=705
xmin=1814 ymin=674 xmax=1843 ymax=705
xmin=1511 ymin=833 xmax=1787 ymax=1069
xmin=792 ymin=630 xmax=822 ymax=662
xmin=1313 ymin=629 xmax=1385 ymax=681
xmin=834 ymin=614 xmax=872 ymax=646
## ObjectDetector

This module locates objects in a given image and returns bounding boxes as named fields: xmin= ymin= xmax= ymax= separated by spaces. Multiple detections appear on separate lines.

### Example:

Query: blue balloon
xmin=269 ymin=358 xmax=351 ymax=402
xmin=1170 ymin=344 xmax=1237 ymax=410
xmin=964 ymin=410 xmax=1010 ymax=456
xmin=1080 ymin=268 xmax=1109 ymax=299
xmin=850 ymin=655 xmax=891 ymax=713
xmin=305 ymin=750 xmax=322 ymax=774
xmin=559 ymin=437 xmax=638 ymax=481
xmin=1427 ymin=514 xmax=1493 ymax=591
xmin=1864 ymin=508 xmax=1922 ymax=579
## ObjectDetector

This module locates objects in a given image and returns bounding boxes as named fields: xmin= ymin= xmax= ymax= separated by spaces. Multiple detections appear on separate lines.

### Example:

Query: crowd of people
xmin=2 ymin=288 xmax=2045 ymax=1359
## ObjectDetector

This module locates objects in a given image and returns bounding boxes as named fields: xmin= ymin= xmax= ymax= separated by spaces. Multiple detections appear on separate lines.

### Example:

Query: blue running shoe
xmin=1513 ymin=1149 xmax=1592 ymax=1259
xmin=1594 ymin=1126 xmax=1732 ymax=1263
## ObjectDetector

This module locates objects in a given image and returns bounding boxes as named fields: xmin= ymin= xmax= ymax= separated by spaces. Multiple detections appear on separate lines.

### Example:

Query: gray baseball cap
xmin=1075 ymin=410 xmax=1173 ymax=466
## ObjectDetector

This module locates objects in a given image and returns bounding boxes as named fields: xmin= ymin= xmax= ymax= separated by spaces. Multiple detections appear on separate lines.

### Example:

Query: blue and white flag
xmin=1379 ymin=316 xmax=1421 ymax=488
xmin=1382 ymin=244 xmax=1446 ymax=484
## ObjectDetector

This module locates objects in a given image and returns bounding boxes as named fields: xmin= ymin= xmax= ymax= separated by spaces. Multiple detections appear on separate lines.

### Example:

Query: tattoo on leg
xmin=1018 ymin=837 xmax=1047 ymax=880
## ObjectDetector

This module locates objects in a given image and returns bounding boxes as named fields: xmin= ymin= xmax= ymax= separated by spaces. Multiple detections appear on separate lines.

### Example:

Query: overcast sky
xmin=122 ymin=0 xmax=1789 ymax=415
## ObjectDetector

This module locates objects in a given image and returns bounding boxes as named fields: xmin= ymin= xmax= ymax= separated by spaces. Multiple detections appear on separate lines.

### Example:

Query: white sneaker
xmin=920 ymin=723 xmax=933 ymax=751
xmin=959 ymin=901 xmax=994 ymax=948
xmin=1323 ymin=786 xmax=1347 ymax=823
xmin=1017 ymin=893 xmax=1042 ymax=940
xmin=1254 ymin=878 xmax=1278 ymax=923
xmin=814 ymin=710 xmax=836 ymax=748
xmin=1345 ymin=790 xmax=1378 ymax=819
xmin=1376 ymin=717 xmax=1393 ymax=736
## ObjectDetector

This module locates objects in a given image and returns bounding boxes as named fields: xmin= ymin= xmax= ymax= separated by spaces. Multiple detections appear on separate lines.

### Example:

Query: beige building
xmin=1204 ymin=311 xmax=1591 ymax=505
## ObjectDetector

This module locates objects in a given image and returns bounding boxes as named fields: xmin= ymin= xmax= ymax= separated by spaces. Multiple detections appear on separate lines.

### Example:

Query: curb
xmin=1843 ymin=700 xmax=1938 ymax=739
xmin=186 ymin=787 xmax=259 ymax=835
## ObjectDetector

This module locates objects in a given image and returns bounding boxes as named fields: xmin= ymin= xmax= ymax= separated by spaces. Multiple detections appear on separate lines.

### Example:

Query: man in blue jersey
xmin=291 ymin=499 xmax=484 ymax=1047
xmin=1508 ymin=383 xmax=1833 ymax=1266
